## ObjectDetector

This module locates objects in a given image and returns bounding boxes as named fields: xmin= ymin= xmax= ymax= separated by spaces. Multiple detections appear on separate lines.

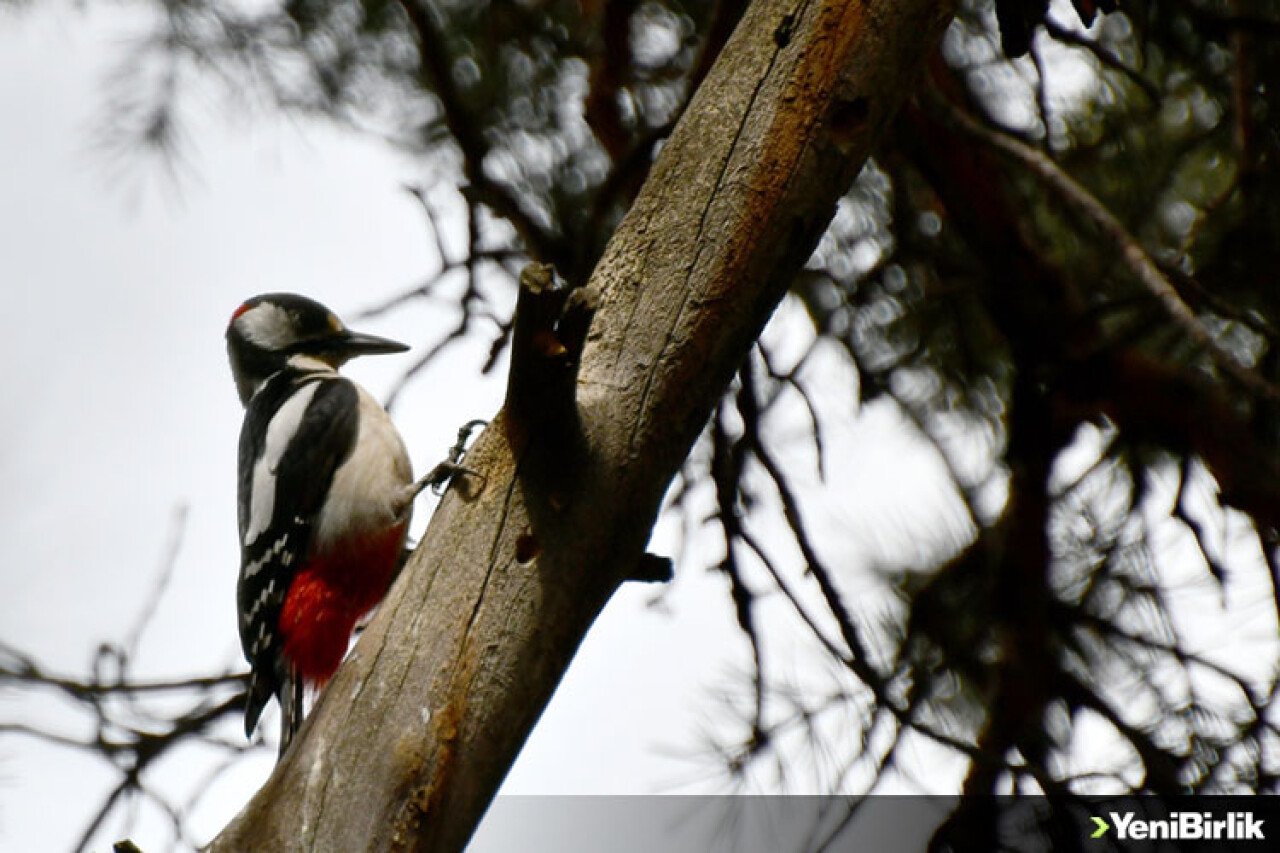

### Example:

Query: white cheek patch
xmin=237 ymin=302 xmax=294 ymax=349
xmin=245 ymin=383 xmax=321 ymax=546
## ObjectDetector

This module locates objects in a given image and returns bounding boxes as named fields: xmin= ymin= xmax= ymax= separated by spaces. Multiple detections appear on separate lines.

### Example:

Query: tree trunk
xmin=208 ymin=1 xmax=957 ymax=850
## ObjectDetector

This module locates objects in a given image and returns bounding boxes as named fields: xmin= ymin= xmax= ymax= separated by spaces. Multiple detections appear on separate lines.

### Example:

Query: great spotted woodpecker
xmin=226 ymin=293 xmax=417 ymax=754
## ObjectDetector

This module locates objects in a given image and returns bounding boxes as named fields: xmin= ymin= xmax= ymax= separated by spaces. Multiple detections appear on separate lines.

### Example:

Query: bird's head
xmin=226 ymin=293 xmax=408 ymax=404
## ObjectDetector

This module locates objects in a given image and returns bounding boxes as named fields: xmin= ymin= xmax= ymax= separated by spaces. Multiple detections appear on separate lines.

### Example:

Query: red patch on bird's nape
xmin=230 ymin=302 xmax=253 ymax=325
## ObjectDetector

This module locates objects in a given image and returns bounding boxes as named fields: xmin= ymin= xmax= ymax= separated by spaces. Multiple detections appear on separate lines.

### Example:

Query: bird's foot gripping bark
xmin=413 ymin=418 xmax=488 ymax=499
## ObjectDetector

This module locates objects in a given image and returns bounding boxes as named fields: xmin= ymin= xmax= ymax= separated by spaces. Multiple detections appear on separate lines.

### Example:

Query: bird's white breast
xmin=313 ymin=384 xmax=414 ymax=551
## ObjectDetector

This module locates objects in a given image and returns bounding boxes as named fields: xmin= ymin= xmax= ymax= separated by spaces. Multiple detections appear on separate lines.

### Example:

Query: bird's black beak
xmin=333 ymin=329 xmax=410 ymax=356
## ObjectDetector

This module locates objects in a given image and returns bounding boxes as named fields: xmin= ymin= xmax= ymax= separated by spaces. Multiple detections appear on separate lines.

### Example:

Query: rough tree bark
xmin=208 ymin=1 xmax=957 ymax=850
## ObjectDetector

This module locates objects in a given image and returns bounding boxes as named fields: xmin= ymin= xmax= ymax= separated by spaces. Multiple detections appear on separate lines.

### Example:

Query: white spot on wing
xmin=243 ymin=534 xmax=290 ymax=578
xmin=245 ymin=383 xmax=321 ymax=546
xmin=244 ymin=579 xmax=279 ymax=629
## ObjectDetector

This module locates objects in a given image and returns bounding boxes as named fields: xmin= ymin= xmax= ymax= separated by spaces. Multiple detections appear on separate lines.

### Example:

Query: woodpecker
xmin=227 ymin=293 xmax=417 ymax=755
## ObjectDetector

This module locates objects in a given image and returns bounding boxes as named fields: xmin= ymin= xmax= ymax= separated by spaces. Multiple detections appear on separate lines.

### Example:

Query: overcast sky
xmin=0 ymin=6 xmax=987 ymax=852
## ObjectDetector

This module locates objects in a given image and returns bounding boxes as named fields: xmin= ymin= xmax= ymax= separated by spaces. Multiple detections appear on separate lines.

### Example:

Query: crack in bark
xmin=602 ymin=205 xmax=658 ymax=385
xmin=626 ymin=7 xmax=793 ymax=454
xmin=466 ymin=467 xmax=522 ymax=645
xmin=302 ymin=747 xmax=329 ymax=850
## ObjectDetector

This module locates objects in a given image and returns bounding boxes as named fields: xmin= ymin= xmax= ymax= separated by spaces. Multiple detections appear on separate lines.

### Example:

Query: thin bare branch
xmin=927 ymin=91 xmax=1280 ymax=403
xmin=397 ymin=0 xmax=568 ymax=270
xmin=1043 ymin=18 xmax=1161 ymax=103
xmin=124 ymin=504 xmax=188 ymax=662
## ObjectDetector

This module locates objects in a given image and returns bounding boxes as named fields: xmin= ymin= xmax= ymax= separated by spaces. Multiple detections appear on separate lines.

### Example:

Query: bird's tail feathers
xmin=243 ymin=669 xmax=273 ymax=739
xmin=278 ymin=671 xmax=305 ymax=758
xmin=245 ymin=663 xmax=304 ymax=759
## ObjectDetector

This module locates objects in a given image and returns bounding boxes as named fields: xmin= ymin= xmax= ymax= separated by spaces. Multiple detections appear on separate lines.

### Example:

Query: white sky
xmin=0 ymin=7 xmax=971 ymax=851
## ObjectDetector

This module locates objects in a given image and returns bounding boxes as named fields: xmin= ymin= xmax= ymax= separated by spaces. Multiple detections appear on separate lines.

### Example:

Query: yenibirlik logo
xmin=1090 ymin=811 xmax=1265 ymax=842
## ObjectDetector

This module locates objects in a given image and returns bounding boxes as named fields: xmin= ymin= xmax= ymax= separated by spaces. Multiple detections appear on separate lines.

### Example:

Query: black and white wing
xmin=236 ymin=373 xmax=359 ymax=741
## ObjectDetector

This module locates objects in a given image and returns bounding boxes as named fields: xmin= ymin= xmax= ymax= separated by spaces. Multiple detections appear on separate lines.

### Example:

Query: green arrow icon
xmin=1091 ymin=816 xmax=1110 ymax=838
